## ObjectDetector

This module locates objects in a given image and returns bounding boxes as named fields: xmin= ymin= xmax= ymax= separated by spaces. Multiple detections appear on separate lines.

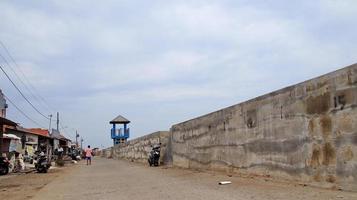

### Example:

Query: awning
xmin=3 ymin=133 xmax=21 ymax=140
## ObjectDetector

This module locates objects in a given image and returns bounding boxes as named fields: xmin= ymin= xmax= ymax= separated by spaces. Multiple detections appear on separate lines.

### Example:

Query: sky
xmin=0 ymin=0 xmax=356 ymax=148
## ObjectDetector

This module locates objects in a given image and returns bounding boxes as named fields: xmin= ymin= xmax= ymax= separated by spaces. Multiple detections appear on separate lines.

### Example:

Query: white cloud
xmin=0 ymin=2 xmax=71 ymax=61
xmin=1 ymin=0 xmax=356 ymax=146
xmin=320 ymin=0 xmax=357 ymax=19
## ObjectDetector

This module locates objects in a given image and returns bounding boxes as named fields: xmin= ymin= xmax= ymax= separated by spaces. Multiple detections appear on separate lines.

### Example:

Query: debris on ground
xmin=219 ymin=181 xmax=232 ymax=185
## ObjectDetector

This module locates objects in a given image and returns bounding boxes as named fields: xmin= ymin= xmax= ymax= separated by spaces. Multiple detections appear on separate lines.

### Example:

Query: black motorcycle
xmin=35 ymin=152 xmax=51 ymax=173
xmin=148 ymin=144 xmax=161 ymax=167
xmin=0 ymin=156 xmax=10 ymax=175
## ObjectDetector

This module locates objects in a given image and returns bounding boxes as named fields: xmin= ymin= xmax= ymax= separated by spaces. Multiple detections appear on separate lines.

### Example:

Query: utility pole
xmin=80 ymin=137 xmax=84 ymax=150
xmin=48 ymin=114 xmax=53 ymax=134
xmin=75 ymin=130 xmax=79 ymax=148
xmin=56 ymin=112 xmax=59 ymax=131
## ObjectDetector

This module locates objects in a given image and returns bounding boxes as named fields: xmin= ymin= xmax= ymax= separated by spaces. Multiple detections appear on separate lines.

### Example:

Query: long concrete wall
xmin=171 ymin=64 xmax=357 ymax=191
xmin=111 ymin=131 xmax=170 ymax=164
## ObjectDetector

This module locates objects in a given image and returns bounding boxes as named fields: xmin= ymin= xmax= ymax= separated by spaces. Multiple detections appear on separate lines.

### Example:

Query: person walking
xmin=85 ymin=145 xmax=93 ymax=165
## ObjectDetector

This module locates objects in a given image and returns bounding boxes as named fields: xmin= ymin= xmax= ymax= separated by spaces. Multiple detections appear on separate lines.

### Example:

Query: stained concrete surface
xmin=171 ymin=64 xmax=357 ymax=190
xmin=32 ymin=157 xmax=357 ymax=200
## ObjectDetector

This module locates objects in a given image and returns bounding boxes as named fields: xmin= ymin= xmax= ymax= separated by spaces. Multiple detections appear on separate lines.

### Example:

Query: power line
xmin=0 ymin=52 xmax=54 ymax=121
xmin=0 ymin=52 xmax=50 ymax=114
xmin=0 ymin=41 xmax=54 ymax=114
xmin=4 ymin=95 xmax=45 ymax=128
xmin=59 ymin=119 xmax=75 ymax=140
xmin=0 ymin=41 xmax=68 ymax=126
xmin=0 ymin=41 xmax=74 ymax=137
xmin=0 ymin=65 xmax=50 ymax=120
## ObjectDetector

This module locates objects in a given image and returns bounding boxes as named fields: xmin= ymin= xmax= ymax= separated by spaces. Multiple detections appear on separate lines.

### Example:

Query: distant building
xmin=0 ymin=89 xmax=7 ymax=118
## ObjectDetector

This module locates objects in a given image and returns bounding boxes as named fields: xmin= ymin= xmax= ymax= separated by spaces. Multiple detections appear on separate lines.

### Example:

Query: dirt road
xmin=0 ymin=167 xmax=72 ymax=200
xmin=1 ymin=158 xmax=355 ymax=200
xmin=25 ymin=157 xmax=355 ymax=200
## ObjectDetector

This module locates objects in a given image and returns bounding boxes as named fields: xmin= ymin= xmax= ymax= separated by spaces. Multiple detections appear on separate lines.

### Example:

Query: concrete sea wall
xmin=111 ymin=131 xmax=170 ymax=164
xmin=171 ymin=64 xmax=357 ymax=191
xmin=103 ymin=63 xmax=357 ymax=191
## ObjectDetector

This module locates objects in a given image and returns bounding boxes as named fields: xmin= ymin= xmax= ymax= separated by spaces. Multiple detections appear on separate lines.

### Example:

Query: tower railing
xmin=111 ymin=128 xmax=130 ymax=139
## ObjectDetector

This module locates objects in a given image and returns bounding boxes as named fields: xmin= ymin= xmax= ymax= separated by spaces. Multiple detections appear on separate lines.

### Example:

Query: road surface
xmin=31 ymin=157 xmax=356 ymax=200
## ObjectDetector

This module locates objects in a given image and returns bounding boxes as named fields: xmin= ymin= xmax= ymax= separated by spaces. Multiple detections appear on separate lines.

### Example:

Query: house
xmin=5 ymin=126 xmax=36 ymax=155
xmin=0 ymin=90 xmax=20 ymax=156
xmin=50 ymin=129 xmax=71 ymax=155
xmin=3 ymin=124 xmax=54 ymax=157
xmin=6 ymin=127 xmax=52 ymax=156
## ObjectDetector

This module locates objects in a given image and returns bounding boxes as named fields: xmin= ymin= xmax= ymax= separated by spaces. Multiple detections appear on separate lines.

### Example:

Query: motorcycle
xmin=0 ymin=156 xmax=10 ymax=175
xmin=23 ymin=154 xmax=34 ymax=164
xmin=148 ymin=144 xmax=161 ymax=167
xmin=69 ymin=149 xmax=81 ymax=161
xmin=35 ymin=152 xmax=51 ymax=173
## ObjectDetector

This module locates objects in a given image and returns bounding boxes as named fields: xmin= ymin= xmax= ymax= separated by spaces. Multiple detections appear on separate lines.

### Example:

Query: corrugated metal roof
xmin=110 ymin=115 xmax=130 ymax=124
xmin=50 ymin=129 xmax=71 ymax=141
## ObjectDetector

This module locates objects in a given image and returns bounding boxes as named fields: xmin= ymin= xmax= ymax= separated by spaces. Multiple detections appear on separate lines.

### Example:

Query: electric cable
xmin=0 ymin=41 xmax=76 ymax=140
xmin=4 ymin=94 xmax=46 ymax=128
xmin=0 ymin=65 xmax=50 ymax=120
xmin=0 ymin=40 xmax=54 ymax=113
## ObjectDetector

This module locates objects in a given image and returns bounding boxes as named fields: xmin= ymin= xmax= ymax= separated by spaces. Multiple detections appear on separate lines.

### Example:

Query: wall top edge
xmin=171 ymin=63 xmax=357 ymax=127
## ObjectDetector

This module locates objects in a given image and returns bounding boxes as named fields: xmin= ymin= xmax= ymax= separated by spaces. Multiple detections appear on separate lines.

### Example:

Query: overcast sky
xmin=0 ymin=0 xmax=356 ymax=148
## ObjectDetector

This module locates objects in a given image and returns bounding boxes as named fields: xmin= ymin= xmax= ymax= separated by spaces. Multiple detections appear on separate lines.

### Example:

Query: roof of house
xmin=27 ymin=128 xmax=50 ymax=137
xmin=110 ymin=115 xmax=130 ymax=124
xmin=5 ymin=126 xmax=50 ymax=138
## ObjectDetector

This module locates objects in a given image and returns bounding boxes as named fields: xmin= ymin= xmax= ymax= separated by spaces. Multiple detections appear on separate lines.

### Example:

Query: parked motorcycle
xmin=35 ymin=152 xmax=51 ymax=173
xmin=0 ymin=156 xmax=10 ymax=175
xmin=148 ymin=144 xmax=161 ymax=167
xmin=69 ymin=148 xmax=81 ymax=161
xmin=23 ymin=154 xmax=34 ymax=164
